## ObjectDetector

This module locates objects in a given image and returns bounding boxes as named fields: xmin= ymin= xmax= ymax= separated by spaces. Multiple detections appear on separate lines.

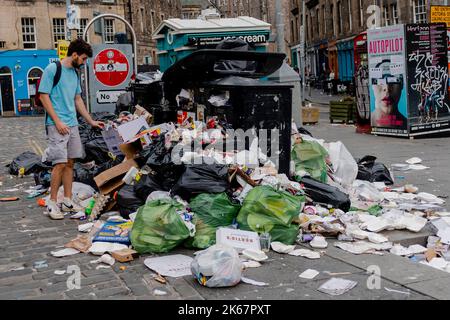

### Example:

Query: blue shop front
xmin=152 ymin=16 xmax=271 ymax=72
xmin=0 ymin=50 xmax=58 ymax=116
xmin=337 ymin=38 xmax=355 ymax=85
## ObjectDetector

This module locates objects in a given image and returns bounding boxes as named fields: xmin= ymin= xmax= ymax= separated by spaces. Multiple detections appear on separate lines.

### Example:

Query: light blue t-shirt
xmin=39 ymin=62 xmax=81 ymax=127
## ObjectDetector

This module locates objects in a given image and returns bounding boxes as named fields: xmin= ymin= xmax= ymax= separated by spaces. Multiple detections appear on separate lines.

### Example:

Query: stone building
xmin=0 ymin=0 xmax=127 ymax=51
xmin=211 ymin=0 xmax=292 ymax=54
xmin=289 ymin=0 xmax=447 ymax=82
xmin=181 ymin=0 xmax=212 ymax=19
xmin=125 ymin=0 xmax=181 ymax=65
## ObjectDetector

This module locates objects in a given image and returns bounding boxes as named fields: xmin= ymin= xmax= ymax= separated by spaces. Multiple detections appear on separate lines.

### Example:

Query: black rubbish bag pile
xmin=356 ymin=155 xmax=394 ymax=185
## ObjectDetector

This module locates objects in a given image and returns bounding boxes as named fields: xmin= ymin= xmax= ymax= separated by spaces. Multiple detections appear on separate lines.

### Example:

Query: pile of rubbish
xmin=6 ymin=104 xmax=449 ymax=291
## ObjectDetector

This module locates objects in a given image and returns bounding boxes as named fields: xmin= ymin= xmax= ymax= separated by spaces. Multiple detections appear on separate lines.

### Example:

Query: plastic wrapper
xmin=191 ymin=244 xmax=242 ymax=288
xmin=130 ymin=199 xmax=190 ymax=253
xmin=300 ymin=176 xmax=351 ymax=212
xmin=172 ymin=165 xmax=229 ymax=201
xmin=186 ymin=193 xmax=241 ymax=249
xmin=292 ymin=140 xmax=329 ymax=183
xmin=236 ymin=186 xmax=305 ymax=244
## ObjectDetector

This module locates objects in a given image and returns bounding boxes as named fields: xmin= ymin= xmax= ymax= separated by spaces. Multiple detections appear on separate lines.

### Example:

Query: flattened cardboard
xmin=94 ymin=159 xmax=138 ymax=194
xmin=119 ymin=140 xmax=142 ymax=160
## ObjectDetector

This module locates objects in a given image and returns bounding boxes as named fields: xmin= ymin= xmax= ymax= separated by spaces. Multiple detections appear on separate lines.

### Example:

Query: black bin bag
xmin=8 ymin=151 xmax=49 ymax=175
xmin=117 ymin=184 xmax=145 ymax=219
xmin=356 ymin=155 xmax=394 ymax=185
xmin=134 ymin=174 xmax=164 ymax=201
xmin=300 ymin=176 xmax=351 ymax=212
xmin=171 ymin=165 xmax=229 ymax=201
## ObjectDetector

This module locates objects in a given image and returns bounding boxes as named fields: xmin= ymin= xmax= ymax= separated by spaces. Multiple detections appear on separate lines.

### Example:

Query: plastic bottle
xmin=85 ymin=198 xmax=96 ymax=216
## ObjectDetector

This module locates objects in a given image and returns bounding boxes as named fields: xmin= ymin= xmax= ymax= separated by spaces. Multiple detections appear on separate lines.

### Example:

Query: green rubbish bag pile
xmin=130 ymin=186 xmax=306 ymax=253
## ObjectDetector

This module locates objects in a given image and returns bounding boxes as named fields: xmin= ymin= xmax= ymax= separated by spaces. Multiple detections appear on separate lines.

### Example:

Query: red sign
xmin=93 ymin=48 xmax=129 ymax=87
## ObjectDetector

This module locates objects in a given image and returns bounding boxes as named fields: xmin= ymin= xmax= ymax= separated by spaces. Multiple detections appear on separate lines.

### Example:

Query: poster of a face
xmin=368 ymin=25 xmax=408 ymax=132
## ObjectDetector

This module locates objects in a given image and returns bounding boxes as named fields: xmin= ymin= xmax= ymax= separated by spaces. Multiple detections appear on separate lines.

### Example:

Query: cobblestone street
xmin=1 ymin=115 xmax=450 ymax=300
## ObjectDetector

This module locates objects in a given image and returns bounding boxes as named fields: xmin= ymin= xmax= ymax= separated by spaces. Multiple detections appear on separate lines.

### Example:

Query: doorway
xmin=0 ymin=66 xmax=15 ymax=116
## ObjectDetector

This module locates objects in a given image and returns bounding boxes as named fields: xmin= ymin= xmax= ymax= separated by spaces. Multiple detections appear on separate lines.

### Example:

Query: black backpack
xmin=35 ymin=60 xmax=62 ymax=109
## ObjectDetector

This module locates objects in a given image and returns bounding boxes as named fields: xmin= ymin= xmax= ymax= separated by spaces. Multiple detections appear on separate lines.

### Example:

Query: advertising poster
xmin=430 ymin=6 xmax=450 ymax=92
xmin=368 ymin=25 xmax=408 ymax=135
xmin=405 ymin=23 xmax=450 ymax=135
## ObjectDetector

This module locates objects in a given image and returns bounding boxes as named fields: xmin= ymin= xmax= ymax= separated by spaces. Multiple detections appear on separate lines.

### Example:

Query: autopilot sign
xmin=94 ymin=48 xmax=129 ymax=87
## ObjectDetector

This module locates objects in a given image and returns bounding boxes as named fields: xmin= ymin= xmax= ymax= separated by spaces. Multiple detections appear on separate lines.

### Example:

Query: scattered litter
xmin=288 ymin=249 xmax=321 ymax=259
xmin=96 ymin=265 xmax=111 ymax=270
xmin=90 ymin=254 xmax=115 ymax=266
xmin=88 ymin=242 xmax=128 ymax=256
xmin=271 ymin=242 xmax=295 ymax=254
xmin=51 ymin=248 xmax=80 ymax=257
xmin=242 ymin=260 xmax=262 ymax=268
xmin=299 ymin=269 xmax=320 ymax=279
xmin=408 ymin=164 xmax=429 ymax=171
xmin=33 ymin=260 xmax=48 ymax=269
xmin=153 ymin=289 xmax=168 ymax=296
xmin=318 ymin=278 xmax=358 ymax=296
xmin=384 ymin=287 xmax=411 ymax=295
xmin=0 ymin=197 xmax=19 ymax=202
xmin=310 ymin=235 xmax=328 ymax=249
xmin=406 ymin=157 xmax=422 ymax=165
xmin=54 ymin=270 xmax=66 ymax=275
xmin=241 ymin=276 xmax=269 ymax=286
xmin=78 ymin=222 xmax=94 ymax=233
xmin=242 ymin=249 xmax=268 ymax=262
xmin=4 ymin=188 xmax=19 ymax=192
xmin=144 ymin=254 xmax=193 ymax=278
xmin=119 ymin=266 xmax=127 ymax=271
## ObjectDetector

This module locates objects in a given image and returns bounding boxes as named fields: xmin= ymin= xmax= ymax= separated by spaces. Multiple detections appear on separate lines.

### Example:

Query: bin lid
xmin=204 ymin=76 xmax=293 ymax=88
xmin=161 ymin=49 xmax=285 ymax=85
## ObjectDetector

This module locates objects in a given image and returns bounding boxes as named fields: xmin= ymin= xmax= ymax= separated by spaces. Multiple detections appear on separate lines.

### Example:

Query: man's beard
xmin=72 ymin=60 xmax=81 ymax=69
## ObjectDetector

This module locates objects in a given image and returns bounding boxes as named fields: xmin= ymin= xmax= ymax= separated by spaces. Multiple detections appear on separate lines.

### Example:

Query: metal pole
xmin=275 ymin=0 xmax=285 ymax=54
xmin=82 ymin=13 xmax=138 ymax=112
xmin=65 ymin=0 xmax=71 ymax=40
xmin=301 ymin=0 xmax=306 ymax=105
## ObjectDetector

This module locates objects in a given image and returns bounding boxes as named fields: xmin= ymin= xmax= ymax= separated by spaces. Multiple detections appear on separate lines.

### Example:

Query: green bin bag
xmin=292 ymin=140 xmax=329 ymax=183
xmin=186 ymin=193 xmax=241 ymax=249
xmin=130 ymin=199 xmax=190 ymax=254
xmin=236 ymin=186 xmax=305 ymax=244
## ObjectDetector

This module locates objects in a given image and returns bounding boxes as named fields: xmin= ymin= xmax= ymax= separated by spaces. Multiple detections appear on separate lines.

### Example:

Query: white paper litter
xmin=318 ymin=278 xmax=357 ymax=296
xmin=288 ymin=249 xmax=321 ymax=259
xmin=88 ymin=242 xmax=129 ymax=256
xmin=144 ymin=255 xmax=193 ymax=278
xmin=96 ymin=265 xmax=112 ymax=270
xmin=54 ymin=270 xmax=66 ymax=275
xmin=51 ymin=248 xmax=80 ymax=257
xmin=390 ymin=244 xmax=411 ymax=256
xmin=408 ymin=164 xmax=429 ymax=171
xmin=407 ymin=244 xmax=427 ymax=255
xmin=242 ymin=260 xmax=262 ymax=268
xmin=241 ymin=276 xmax=269 ymax=286
xmin=271 ymin=241 xmax=296 ymax=254
xmin=406 ymin=157 xmax=422 ymax=165
xmin=153 ymin=289 xmax=168 ymax=296
xmin=437 ymin=227 xmax=450 ymax=244
xmin=299 ymin=269 xmax=320 ymax=279
xmin=384 ymin=287 xmax=410 ymax=295
xmin=78 ymin=222 xmax=93 ymax=233
xmin=90 ymin=254 xmax=115 ymax=266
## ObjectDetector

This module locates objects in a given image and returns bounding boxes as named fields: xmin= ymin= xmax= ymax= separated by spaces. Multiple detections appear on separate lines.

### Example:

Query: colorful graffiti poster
xmin=405 ymin=23 xmax=450 ymax=135
xmin=368 ymin=25 xmax=408 ymax=135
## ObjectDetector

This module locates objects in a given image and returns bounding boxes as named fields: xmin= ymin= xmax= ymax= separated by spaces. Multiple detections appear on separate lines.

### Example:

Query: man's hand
xmin=55 ymin=121 xmax=70 ymax=135
xmin=89 ymin=120 xmax=105 ymax=129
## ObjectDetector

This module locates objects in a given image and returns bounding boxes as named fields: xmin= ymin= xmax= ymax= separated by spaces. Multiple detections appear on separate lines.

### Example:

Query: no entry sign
xmin=93 ymin=48 xmax=129 ymax=87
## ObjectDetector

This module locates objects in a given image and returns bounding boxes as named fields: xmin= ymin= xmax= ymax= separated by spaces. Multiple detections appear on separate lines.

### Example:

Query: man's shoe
xmin=46 ymin=200 xmax=64 ymax=220
xmin=61 ymin=197 xmax=84 ymax=212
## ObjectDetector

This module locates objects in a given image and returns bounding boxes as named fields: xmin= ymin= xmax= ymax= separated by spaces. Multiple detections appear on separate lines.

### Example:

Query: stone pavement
xmin=1 ymin=116 xmax=450 ymax=300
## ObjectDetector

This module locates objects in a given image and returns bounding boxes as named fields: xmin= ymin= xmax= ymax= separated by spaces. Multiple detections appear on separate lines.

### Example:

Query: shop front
xmin=0 ymin=50 xmax=57 ymax=116
xmin=337 ymin=37 xmax=355 ymax=94
xmin=153 ymin=15 xmax=271 ymax=72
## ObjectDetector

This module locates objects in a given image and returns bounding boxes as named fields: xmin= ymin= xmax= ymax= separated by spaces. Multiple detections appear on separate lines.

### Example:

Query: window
xmin=160 ymin=14 xmax=165 ymax=24
xmin=391 ymin=4 xmax=399 ymax=24
xmin=0 ymin=41 xmax=5 ymax=48
xmin=337 ymin=2 xmax=342 ymax=34
xmin=144 ymin=56 xmax=152 ymax=65
xmin=348 ymin=0 xmax=352 ymax=31
xmin=316 ymin=8 xmax=320 ymax=35
xmin=383 ymin=6 xmax=389 ymax=26
xmin=140 ymin=8 xmax=145 ymax=32
xmin=77 ymin=18 xmax=88 ymax=40
xmin=359 ymin=0 xmax=363 ymax=27
xmin=21 ymin=17 xmax=36 ymax=49
xmin=104 ymin=18 xmax=114 ymax=44
xmin=291 ymin=20 xmax=295 ymax=42
xmin=151 ymin=11 xmax=156 ymax=32
xmin=52 ymin=18 xmax=66 ymax=48
xmin=413 ymin=0 xmax=426 ymax=23
xmin=322 ymin=5 xmax=326 ymax=35
xmin=331 ymin=4 xmax=335 ymax=36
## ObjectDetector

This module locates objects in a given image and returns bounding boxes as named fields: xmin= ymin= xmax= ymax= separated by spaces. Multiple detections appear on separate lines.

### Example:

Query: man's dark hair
xmin=67 ymin=38 xmax=93 ymax=58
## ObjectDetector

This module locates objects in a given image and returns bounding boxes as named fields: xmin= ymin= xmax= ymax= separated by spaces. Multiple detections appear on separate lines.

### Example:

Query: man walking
xmin=39 ymin=39 xmax=103 ymax=220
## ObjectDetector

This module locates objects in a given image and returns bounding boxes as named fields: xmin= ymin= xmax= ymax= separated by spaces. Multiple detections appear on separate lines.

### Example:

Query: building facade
xmin=289 ymin=0 xmax=446 ymax=83
xmin=181 ymin=0 xmax=212 ymax=19
xmin=125 ymin=0 xmax=181 ymax=66
xmin=0 ymin=0 xmax=128 ymax=51
xmin=211 ymin=0 xmax=292 ymax=55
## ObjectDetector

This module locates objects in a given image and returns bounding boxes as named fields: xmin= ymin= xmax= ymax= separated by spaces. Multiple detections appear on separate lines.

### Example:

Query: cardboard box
xmin=216 ymin=227 xmax=261 ymax=252
xmin=134 ymin=105 xmax=153 ymax=125
xmin=302 ymin=106 xmax=320 ymax=124
xmin=111 ymin=248 xmax=138 ymax=263
xmin=94 ymin=159 xmax=138 ymax=195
